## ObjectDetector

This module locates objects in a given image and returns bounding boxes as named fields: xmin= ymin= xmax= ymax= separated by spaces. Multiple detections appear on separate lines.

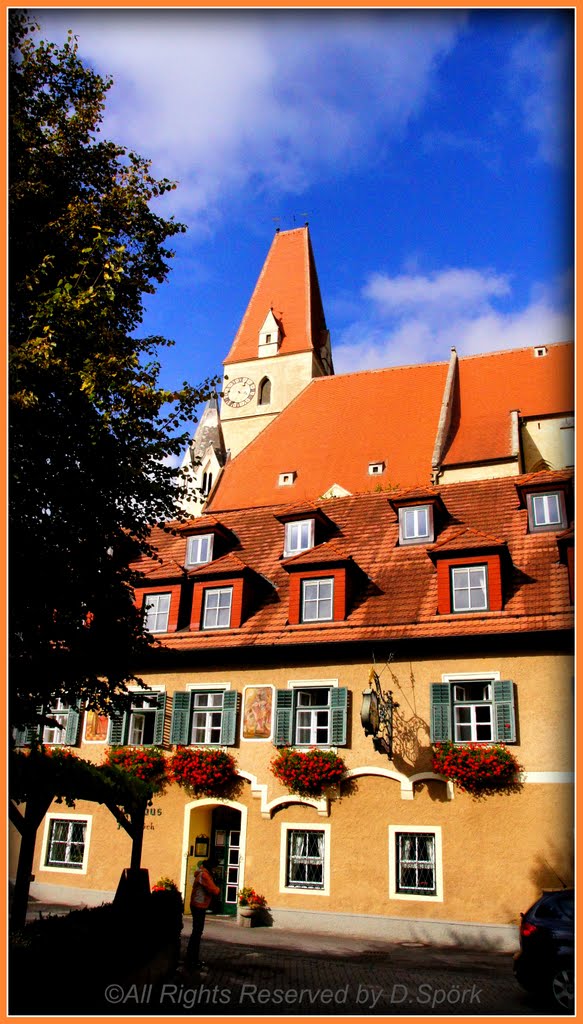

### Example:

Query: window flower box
xmin=168 ymin=747 xmax=238 ymax=798
xmin=270 ymin=746 xmax=347 ymax=798
xmin=431 ymin=741 xmax=523 ymax=797
xmin=104 ymin=746 xmax=169 ymax=793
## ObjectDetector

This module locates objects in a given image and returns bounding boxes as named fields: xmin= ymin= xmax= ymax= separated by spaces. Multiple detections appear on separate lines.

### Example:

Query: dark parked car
xmin=513 ymin=888 xmax=574 ymax=1011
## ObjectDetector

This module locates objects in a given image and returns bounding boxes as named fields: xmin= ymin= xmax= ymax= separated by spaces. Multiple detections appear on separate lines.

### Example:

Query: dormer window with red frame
xmin=450 ymin=564 xmax=488 ymax=612
xmin=136 ymin=584 xmax=181 ymax=634
xmin=301 ymin=577 xmax=334 ymax=622
xmin=430 ymin=527 xmax=506 ymax=616
xmin=202 ymin=586 xmax=233 ymax=629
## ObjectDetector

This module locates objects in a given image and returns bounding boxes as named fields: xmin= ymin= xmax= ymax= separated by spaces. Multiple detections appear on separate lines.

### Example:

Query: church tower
xmin=220 ymin=225 xmax=334 ymax=458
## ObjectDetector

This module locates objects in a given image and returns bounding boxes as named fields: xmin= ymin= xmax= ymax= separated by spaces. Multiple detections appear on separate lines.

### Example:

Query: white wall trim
xmin=39 ymin=812 xmax=93 ymax=875
xmin=522 ymin=772 xmax=574 ymax=784
xmin=344 ymin=766 xmax=453 ymax=801
xmin=388 ymin=824 xmax=443 ymax=903
xmin=279 ymin=822 xmax=331 ymax=897
xmin=179 ymin=798 xmax=248 ymax=898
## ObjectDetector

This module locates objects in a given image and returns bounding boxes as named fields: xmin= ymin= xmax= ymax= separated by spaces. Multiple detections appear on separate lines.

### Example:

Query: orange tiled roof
xmin=224 ymin=227 xmax=328 ymax=365
xmin=209 ymin=360 xmax=450 ymax=511
xmin=133 ymin=471 xmax=573 ymax=649
xmin=443 ymin=342 xmax=573 ymax=466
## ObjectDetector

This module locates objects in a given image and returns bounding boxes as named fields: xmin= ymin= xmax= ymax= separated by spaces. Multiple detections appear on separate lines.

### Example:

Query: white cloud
xmin=364 ymin=268 xmax=510 ymax=314
xmin=32 ymin=10 xmax=465 ymax=228
xmin=508 ymin=23 xmax=573 ymax=166
xmin=333 ymin=267 xmax=572 ymax=373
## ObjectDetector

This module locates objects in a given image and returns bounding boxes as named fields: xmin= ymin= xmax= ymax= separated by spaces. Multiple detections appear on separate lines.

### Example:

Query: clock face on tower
xmin=223 ymin=376 xmax=257 ymax=408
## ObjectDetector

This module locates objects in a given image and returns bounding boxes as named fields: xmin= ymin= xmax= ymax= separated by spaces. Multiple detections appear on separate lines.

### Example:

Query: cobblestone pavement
xmin=104 ymin=920 xmax=556 ymax=1017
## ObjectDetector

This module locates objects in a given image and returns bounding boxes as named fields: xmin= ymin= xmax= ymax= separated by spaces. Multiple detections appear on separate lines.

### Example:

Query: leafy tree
xmin=9 ymin=12 xmax=216 ymax=729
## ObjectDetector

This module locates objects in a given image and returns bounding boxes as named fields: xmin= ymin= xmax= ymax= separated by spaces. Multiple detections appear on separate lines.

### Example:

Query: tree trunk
xmin=130 ymin=800 xmax=146 ymax=872
xmin=10 ymin=796 xmax=51 ymax=932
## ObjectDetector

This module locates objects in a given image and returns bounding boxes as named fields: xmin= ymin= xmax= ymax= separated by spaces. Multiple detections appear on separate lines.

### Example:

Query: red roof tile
xmin=209 ymin=360 xmax=450 ymax=511
xmin=224 ymin=227 xmax=328 ymax=365
xmin=133 ymin=471 xmax=573 ymax=648
xmin=443 ymin=342 xmax=573 ymax=465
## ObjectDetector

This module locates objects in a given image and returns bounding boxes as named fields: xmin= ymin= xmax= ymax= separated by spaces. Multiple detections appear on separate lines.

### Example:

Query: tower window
xmin=258 ymin=378 xmax=272 ymax=406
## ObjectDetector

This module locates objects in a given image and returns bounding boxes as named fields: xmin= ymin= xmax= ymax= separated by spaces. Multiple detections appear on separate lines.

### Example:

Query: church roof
xmin=208 ymin=341 xmax=573 ymax=512
xmin=223 ymin=226 xmax=329 ymax=365
xmin=208 ymin=360 xmax=450 ymax=511
xmin=189 ymin=397 xmax=226 ymax=467
xmin=442 ymin=342 xmax=573 ymax=467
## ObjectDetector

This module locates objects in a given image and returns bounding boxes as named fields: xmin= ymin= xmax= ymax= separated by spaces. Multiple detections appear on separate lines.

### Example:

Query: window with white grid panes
xmin=451 ymin=565 xmax=488 ymax=612
xmin=301 ymin=578 xmax=333 ymax=622
xmin=143 ymin=592 xmax=171 ymax=632
xmin=191 ymin=691 xmax=224 ymax=744
xmin=186 ymin=534 xmax=214 ymax=566
xmin=284 ymin=519 xmax=315 ymax=557
xmin=396 ymin=832 xmax=436 ymax=896
xmin=295 ymin=688 xmax=331 ymax=745
xmin=42 ymin=699 xmax=72 ymax=744
xmin=45 ymin=818 xmax=87 ymax=870
xmin=128 ymin=693 xmax=160 ymax=745
xmin=527 ymin=491 xmax=566 ymax=532
xmin=202 ymin=587 xmax=233 ymax=629
xmin=399 ymin=504 xmax=433 ymax=544
xmin=453 ymin=681 xmax=493 ymax=742
xmin=286 ymin=829 xmax=325 ymax=889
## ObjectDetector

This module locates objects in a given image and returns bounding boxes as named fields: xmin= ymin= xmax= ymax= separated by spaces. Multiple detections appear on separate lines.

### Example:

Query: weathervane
xmin=360 ymin=665 xmax=399 ymax=760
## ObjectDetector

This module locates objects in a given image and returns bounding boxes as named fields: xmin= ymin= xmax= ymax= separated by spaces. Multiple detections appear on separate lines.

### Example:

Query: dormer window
xmin=186 ymin=533 xmax=214 ymax=566
xmin=258 ymin=310 xmax=280 ymax=357
xmin=527 ymin=491 xmax=567 ymax=532
xmin=143 ymin=592 xmax=171 ymax=632
xmin=369 ymin=462 xmax=385 ymax=476
xmin=284 ymin=519 xmax=315 ymax=558
xmin=399 ymin=505 xmax=434 ymax=545
xmin=451 ymin=565 xmax=488 ymax=612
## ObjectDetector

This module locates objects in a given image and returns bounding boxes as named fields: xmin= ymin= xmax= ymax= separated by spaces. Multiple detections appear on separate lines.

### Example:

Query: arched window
xmin=258 ymin=377 xmax=272 ymax=406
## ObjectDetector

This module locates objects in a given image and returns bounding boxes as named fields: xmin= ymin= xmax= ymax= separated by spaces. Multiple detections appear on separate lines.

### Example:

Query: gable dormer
xmin=258 ymin=309 xmax=281 ymax=358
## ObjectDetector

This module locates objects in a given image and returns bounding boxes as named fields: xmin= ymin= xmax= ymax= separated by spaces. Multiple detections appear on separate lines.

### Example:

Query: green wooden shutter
xmin=153 ymin=692 xmax=167 ymax=745
xmin=493 ymin=680 xmax=516 ymax=743
xmin=108 ymin=706 xmax=127 ymax=745
xmin=330 ymin=687 xmax=348 ymax=746
xmin=64 ymin=701 xmax=81 ymax=745
xmin=170 ymin=692 xmax=191 ymax=745
xmin=274 ymin=691 xmax=294 ymax=746
xmin=220 ymin=691 xmax=238 ymax=746
xmin=430 ymin=683 xmax=452 ymax=742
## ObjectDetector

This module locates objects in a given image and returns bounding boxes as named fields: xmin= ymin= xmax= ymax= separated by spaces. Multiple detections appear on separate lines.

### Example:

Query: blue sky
xmin=33 ymin=8 xmax=573 ymax=409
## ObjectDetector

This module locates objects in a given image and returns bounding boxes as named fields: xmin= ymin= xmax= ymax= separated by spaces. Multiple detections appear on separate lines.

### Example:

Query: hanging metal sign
xmin=361 ymin=667 xmax=399 ymax=760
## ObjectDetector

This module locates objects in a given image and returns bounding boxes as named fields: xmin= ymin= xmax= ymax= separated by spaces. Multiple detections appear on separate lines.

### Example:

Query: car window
xmin=537 ymin=891 xmax=574 ymax=921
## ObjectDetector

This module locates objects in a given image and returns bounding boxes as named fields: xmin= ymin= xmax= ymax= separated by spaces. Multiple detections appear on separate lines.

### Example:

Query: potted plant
xmin=270 ymin=747 xmax=347 ymax=797
xmin=168 ymin=747 xmax=238 ymax=798
xmin=237 ymin=887 xmax=267 ymax=921
xmin=432 ymin=741 xmax=523 ymax=797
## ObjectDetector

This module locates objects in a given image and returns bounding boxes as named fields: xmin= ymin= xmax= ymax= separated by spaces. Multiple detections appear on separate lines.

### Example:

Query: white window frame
xmin=186 ymin=533 xmax=214 ymax=566
xmin=190 ymin=690 xmax=225 ymax=744
xmin=42 ymin=699 xmax=72 ymax=745
xmin=279 ymin=823 xmax=331 ymax=896
xmin=301 ymin=577 xmax=334 ymax=622
xmin=202 ymin=587 xmax=233 ymax=630
xmin=284 ymin=519 xmax=315 ymax=558
xmin=451 ymin=564 xmax=488 ymax=612
xmin=368 ymin=461 xmax=385 ymax=476
xmin=388 ymin=825 xmax=443 ymax=903
xmin=143 ymin=592 xmax=171 ymax=633
xmin=527 ymin=491 xmax=566 ymax=532
xmin=41 ymin=813 xmax=92 ymax=875
xmin=399 ymin=505 xmax=433 ymax=544
xmin=278 ymin=471 xmax=297 ymax=487
xmin=452 ymin=681 xmax=494 ymax=742
xmin=286 ymin=679 xmax=339 ymax=749
xmin=127 ymin=688 xmax=162 ymax=746
xmin=442 ymin=671 xmax=501 ymax=745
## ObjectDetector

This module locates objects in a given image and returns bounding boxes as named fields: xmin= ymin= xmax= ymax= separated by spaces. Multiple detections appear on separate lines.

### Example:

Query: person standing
xmin=185 ymin=860 xmax=220 ymax=970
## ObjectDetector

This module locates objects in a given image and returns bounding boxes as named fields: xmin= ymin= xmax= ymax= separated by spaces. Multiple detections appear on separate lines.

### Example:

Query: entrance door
xmin=211 ymin=807 xmax=241 ymax=916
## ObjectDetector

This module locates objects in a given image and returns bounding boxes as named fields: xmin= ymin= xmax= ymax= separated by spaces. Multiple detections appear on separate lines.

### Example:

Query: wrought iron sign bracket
xmin=360 ymin=667 xmax=399 ymax=760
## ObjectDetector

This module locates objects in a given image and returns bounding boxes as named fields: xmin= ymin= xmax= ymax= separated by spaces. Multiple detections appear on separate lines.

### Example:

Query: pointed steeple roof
xmin=189 ymin=397 xmax=226 ymax=468
xmin=224 ymin=226 xmax=329 ymax=365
